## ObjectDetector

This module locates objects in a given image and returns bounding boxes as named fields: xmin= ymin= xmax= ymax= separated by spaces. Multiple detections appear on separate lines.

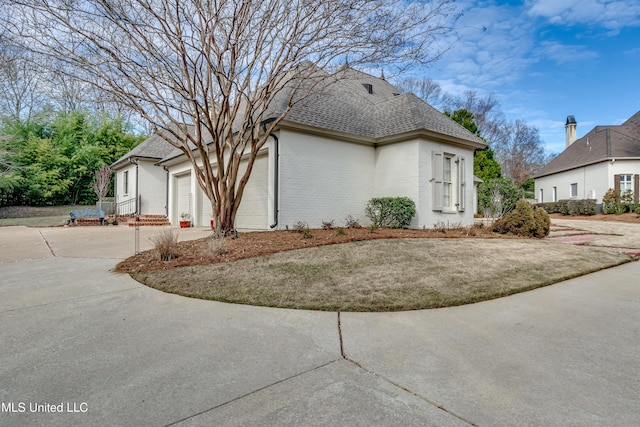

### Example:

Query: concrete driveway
xmin=1 ymin=224 xmax=639 ymax=426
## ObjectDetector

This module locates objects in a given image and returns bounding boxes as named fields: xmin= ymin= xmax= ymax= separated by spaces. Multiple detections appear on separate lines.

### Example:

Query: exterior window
xmin=616 ymin=174 xmax=638 ymax=203
xmin=432 ymin=151 xmax=465 ymax=212
xmin=443 ymin=155 xmax=452 ymax=209
xmin=570 ymin=183 xmax=578 ymax=198
xmin=123 ymin=171 xmax=129 ymax=195
xmin=552 ymin=187 xmax=557 ymax=202
xmin=620 ymin=174 xmax=633 ymax=193
xmin=539 ymin=189 xmax=543 ymax=203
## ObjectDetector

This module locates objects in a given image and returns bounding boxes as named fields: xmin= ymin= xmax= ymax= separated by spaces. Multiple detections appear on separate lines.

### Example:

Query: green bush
xmin=536 ymin=199 xmax=596 ymax=216
xmin=302 ymin=228 xmax=313 ymax=239
xmin=602 ymin=188 xmax=630 ymax=214
xmin=365 ymin=197 xmax=416 ymax=229
xmin=536 ymin=202 xmax=560 ymax=214
xmin=493 ymin=200 xmax=550 ymax=238
xmin=478 ymin=178 xmax=524 ymax=217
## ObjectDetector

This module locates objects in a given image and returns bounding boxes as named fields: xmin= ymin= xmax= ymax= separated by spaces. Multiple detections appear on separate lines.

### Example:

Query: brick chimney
xmin=565 ymin=115 xmax=577 ymax=148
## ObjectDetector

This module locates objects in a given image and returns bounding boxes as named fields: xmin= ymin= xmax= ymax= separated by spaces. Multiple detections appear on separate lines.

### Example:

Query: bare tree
xmin=441 ymin=89 xmax=506 ymax=145
xmin=91 ymin=165 xmax=112 ymax=212
xmin=396 ymin=77 xmax=444 ymax=107
xmin=3 ymin=0 xmax=458 ymax=233
xmin=493 ymin=120 xmax=546 ymax=186
xmin=0 ymin=38 xmax=43 ymax=122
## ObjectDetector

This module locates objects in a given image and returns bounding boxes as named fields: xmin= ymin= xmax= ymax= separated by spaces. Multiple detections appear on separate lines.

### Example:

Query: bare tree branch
xmin=3 ymin=0 xmax=459 ymax=232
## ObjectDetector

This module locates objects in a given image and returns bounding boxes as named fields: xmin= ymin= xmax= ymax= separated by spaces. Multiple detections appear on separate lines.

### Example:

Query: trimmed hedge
xmin=536 ymin=199 xmax=596 ymax=216
xmin=365 ymin=197 xmax=416 ymax=229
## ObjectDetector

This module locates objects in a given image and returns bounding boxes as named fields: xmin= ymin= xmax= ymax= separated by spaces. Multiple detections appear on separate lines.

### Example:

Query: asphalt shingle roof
xmin=272 ymin=66 xmax=485 ymax=143
xmin=536 ymin=111 xmax=640 ymax=177
xmin=111 ymin=124 xmax=194 ymax=168
xmin=115 ymin=66 xmax=485 ymax=167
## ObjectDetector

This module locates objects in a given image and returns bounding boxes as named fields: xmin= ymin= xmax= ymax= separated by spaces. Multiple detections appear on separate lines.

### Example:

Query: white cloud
xmin=433 ymin=1 xmax=537 ymax=89
xmin=527 ymin=0 xmax=640 ymax=32
xmin=623 ymin=47 xmax=640 ymax=56
xmin=534 ymin=41 xmax=599 ymax=64
xmin=410 ymin=0 xmax=640 ymax=155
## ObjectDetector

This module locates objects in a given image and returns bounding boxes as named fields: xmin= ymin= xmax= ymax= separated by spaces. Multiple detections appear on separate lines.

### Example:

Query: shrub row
xmin=536 ymin=199 xmax=596 ymax=216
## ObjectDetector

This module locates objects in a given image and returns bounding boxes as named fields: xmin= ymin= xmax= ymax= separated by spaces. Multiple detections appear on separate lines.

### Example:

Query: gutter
xmin=163 ymin=166 xmax=169 ymax=218
xmin=262 ymin=119 xmax=279 ymax=229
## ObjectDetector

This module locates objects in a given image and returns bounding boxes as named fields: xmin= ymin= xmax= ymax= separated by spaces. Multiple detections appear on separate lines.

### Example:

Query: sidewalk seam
xmin=164 ymin=359 xmax=341 ymax=426
xmin=0 ymin=286 xmax=142 ymax=315
xmin=337 ymin=312 xmax=478 ymax=427
xmin=38 ymin=230 xmax=56 ymax=257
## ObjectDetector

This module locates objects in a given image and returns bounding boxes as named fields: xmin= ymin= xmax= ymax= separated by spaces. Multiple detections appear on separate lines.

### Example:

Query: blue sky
xmin=417 ymin=0 xmax=640 ymax=154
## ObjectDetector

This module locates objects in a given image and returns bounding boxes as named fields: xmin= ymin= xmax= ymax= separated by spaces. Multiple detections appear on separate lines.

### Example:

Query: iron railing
xmin=115 ymin=195 xmax=140 ymax=218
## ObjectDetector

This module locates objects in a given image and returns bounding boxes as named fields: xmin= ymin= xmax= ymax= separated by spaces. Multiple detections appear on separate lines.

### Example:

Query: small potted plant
xmin=179 ymin=212 xmax=191 ymax=228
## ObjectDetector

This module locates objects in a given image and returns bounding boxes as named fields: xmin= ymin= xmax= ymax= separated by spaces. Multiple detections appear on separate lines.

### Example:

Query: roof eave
xmin=534 ymin=157 xmax=635 ymax=178
xmin=278 ymin=119 xmax=487 ymax=150
xmin=377 ymin=129 xmax=486 ymax=150
xmin=111 ymin=155 xmax=163 ymax=170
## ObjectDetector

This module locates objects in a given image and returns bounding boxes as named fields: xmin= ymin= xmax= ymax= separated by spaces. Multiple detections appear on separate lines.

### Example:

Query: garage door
xmin=235 ymin=154 xmax=268 ymax=229
xmin=175 ymin=173 xmax=192 ymax=223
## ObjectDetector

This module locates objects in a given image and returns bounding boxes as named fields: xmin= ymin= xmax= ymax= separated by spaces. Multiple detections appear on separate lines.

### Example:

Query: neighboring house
xmin=112 ymin=67 xmax=486 ymax=229
xmin=535 ymin=112 xmax=640 ymax=206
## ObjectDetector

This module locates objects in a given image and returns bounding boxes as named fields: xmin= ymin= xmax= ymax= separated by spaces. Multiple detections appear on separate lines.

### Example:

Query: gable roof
xmin=114 ymin=66 xmax=485 ymax=168
xmin=536 ymin=111 xmax=640 ymax=178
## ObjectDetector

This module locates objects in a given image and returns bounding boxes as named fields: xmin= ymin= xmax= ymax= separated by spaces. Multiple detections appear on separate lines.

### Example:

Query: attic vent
xmin=362 ymin=83 xmax=373 ymax=94
xmin=393 ymin=93 xmax=400 ymax=96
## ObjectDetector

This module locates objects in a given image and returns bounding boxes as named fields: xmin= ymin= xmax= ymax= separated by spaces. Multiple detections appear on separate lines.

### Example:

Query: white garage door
xmin=235 ymin=154 xmax=268 ymax=230
xmin=175 ymin=173 xmax=192 ymax=223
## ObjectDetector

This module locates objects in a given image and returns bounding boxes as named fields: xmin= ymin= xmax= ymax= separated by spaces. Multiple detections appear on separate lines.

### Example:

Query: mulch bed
xmin=115 ymin=226 xmax=500 ymax=274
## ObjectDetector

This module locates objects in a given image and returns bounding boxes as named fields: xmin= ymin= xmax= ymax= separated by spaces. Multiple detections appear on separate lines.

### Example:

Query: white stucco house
xmin=111 ymin=67 xmax=486 ymax=230
xmin=535 ymin=112 xmax=640 ymax=206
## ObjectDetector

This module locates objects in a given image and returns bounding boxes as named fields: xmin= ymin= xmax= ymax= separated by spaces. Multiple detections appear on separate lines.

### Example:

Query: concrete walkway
xmin=1 ymin=224 xmax=639 ymax=426
xmin=550 ymin=218 xmax=640 ymax=250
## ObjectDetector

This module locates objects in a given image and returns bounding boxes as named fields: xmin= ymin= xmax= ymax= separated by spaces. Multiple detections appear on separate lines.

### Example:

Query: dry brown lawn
xmin=130 ymin=236 xmax=632 ymax=312
xmin=549 ymin=212 xmax=640 ymax=224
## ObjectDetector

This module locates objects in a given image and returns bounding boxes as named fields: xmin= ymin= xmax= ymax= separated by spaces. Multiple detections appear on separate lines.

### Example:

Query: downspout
xmin=163 ymin=166 xmax=169 ymax=218
xmin=262 ymin=120 xmax=279 ymax=229
xmin=129 ymin=157 xmax=139 ymax=215
xmin=113 ymin=171 xmax=118 ymax=220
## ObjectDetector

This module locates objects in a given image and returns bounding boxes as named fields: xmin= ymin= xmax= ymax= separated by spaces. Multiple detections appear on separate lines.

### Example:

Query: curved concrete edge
xmin=2 ymin=223 xmax=640 ymax=425
xmin=340 ymin=261 xmax=640 ymax=426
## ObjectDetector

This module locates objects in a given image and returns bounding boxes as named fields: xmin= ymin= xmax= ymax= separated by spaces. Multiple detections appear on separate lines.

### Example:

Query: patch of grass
xmin=0 ymin=205 xmax=91 ymax=227
xmin=131 ymin=239 xmax=633 ymax=312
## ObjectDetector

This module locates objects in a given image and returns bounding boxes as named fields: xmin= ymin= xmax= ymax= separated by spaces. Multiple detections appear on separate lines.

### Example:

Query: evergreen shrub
xmin=365 ymin=197 xmax=416 ymax=229
xmin=493 ymin=200 xmax=550 ymax=238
